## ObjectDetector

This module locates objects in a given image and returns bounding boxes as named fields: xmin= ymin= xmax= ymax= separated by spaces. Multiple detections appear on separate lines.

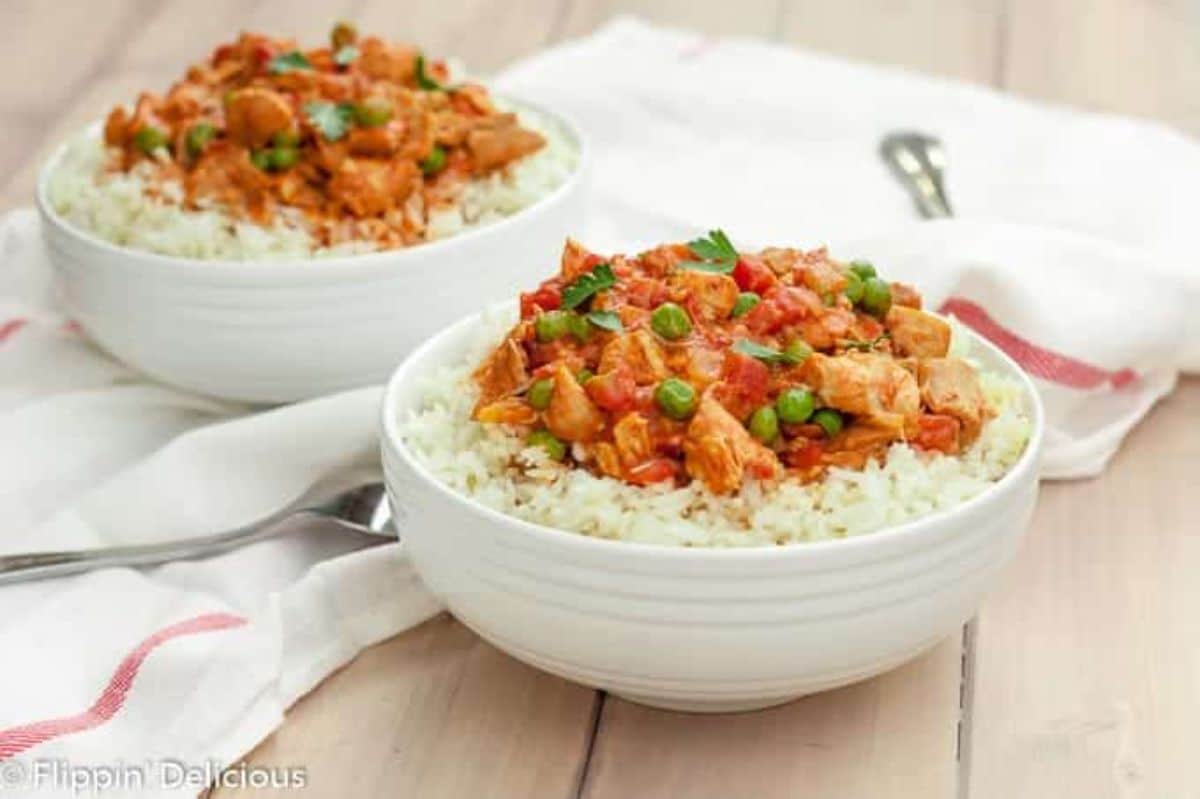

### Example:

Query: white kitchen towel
xmin=1 ymin=17 xmax=1196 ymax=796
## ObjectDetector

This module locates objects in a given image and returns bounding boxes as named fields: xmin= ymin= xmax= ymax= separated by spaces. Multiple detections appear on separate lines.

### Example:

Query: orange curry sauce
xmin=473 ymin=235 xmax=992 ymax=494
xmin=102 ymin=23 xmax=545 ymax=249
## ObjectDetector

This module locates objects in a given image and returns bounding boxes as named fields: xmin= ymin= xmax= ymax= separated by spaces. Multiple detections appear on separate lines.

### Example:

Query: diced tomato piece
xmin=520 ymin=283 xmax=562 ymax=318
xmin=252 ymin=43 xmax=274 ymax=67
xmin=732 ymin=256 xmax=777 ymax=294
xmin=913 ymin=414 xmax=961 ymax=454
xmin=586 ymin=367 xmax=637 ymax=412
xmin=772 ymin=286 xmax=822 ymax=323
xmin=622 ymin=276 xmax=669 ymax=309
xmin=625 ymin=458 xmax=678 ymax=486
xmin=786 ymin=439 xmax=825 ymax=470
xmin=716 ymin=351 xmax=770 ymax=418
xmin=742 ymin=297 xmax=786 ymax=334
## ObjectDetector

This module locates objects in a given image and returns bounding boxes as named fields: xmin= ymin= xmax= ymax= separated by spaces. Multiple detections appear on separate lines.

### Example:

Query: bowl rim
xmin=379 ymin=302 xmax=1047 ymax=561
xmin=34 ymin=94 xmax=589 ymax=281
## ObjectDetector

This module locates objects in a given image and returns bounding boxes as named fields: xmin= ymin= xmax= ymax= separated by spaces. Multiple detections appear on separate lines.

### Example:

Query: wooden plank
xmin=557 ymin=0 xmax=781 ymax=39
xmin=778 ymin=0 xmax=1004 ymax=86
xmin=214 ymin=615 xmax=600 ymax=798
xmin=582 ymin=640 xmax=963 ymax=799
xmin=967 ymin=379 xmax=1200 ymax=797
xmin=1003 ymin=0 xmax=1200 ymax=135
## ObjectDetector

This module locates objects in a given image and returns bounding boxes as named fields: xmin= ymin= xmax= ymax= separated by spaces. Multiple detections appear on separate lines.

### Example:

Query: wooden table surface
xmin=4 ymin=1 xmax=1198 ymax=797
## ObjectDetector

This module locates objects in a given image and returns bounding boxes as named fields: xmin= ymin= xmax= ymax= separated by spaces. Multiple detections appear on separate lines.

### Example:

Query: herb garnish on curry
xmin=101 ymin=22 xmax=546 ymax=248
xmin=472 ymin=233 xmax=991 ymax=494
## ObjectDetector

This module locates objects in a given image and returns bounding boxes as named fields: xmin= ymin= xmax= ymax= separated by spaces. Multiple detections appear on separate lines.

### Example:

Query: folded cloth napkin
xmin=2 ymin=17 xmax=1196 ymax=796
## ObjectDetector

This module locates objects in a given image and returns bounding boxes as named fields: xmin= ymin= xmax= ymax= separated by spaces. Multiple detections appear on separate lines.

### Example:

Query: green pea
xmin=267 ymin=147 xmax=299 ymax=170
xmin=565 ymin=312 xmax=591 ymax=342
xmin=813 ymin=408 xmax=844 ymax=438
xmin=421 ymin=145 xmax=447 ymax=175
xmin=731 ymin=292 xmax=760 ymax=318
xmin=650 ymin=302 xmax=692 ymax=340
xmin=527 ymin=429 xmax=566 ymax=460
xmin=783 ymin=339 xmax=813 ymax=365
xmin=184 ymin=122 xmax=216 ymax=158
xmin=353 ymin=98 xmax=392 ymax=127
xmin=527 ymin=378 xmax=554 ymax=410
xmin=849 ymin=259 xmax=877 ymax=280
xmin=748 ymin=406 xmax=780 ymax=444
xmin=861 ymin=277 xmax=892 ymax=318
xmin=133 ymin=126 xmax=168 ymax=155
xmin=535 ymin=310 xmax=572 ymax=342
xmin=776 ymin=388 xmax=816 ymax=424
xmin=655 ymin=378 xmax=697 ymax=420
xmin=843 ymin=270 xmax=864 ymax=304
xmin=250 ymin=149 xmax=272 ymax=170
xmin=576 ymin=368 xmax=594 ymax=384
xmin=271 ymin=129 xmax=301 ymax=148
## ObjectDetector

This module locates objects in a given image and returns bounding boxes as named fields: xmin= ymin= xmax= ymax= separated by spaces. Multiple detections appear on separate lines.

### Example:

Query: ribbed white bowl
xmin=35 ymin=101 xmax=587 ymax=404
xmin=380 ymin=308 xmax=1045 ymax=712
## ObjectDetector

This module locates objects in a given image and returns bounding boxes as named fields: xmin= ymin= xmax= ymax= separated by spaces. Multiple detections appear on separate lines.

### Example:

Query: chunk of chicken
xmin=886 ymin=306 xmax=951 ymax=358
xmin=598 ymin=331 xmax=670 ymax=385
xmin=612 ymin=413 xmax=654 ymax=467
xmin=803 ymin=352 xmax=921 ymax=435
xmin=560 ymin=238 xmax=597 ymax=281
xmin=328 ymin=158 xmax=419 ymax=217
xmin=917 ymin=358 xmax=988 ymax=444
xmin=357 ymin=37 xmax=418 ymax=83
xmin=545 ymin=363 xmax=606 ymax=443
xmin=682 ymin=391 xmax=781 ymax=494
xmin=676 ymin=270 xmax=738 ymax=322
xmin=472 ymin=337 xmax=529 ymax=407
xmin=474 ymin=398 xmax=538 ymax=426
xmin=824 ymin=422 xmax=899 ymax=469
xmin=466 ymin=114 xmax=545 ymax=172
xmin=224 ymin=88 xmax=295 ymax=149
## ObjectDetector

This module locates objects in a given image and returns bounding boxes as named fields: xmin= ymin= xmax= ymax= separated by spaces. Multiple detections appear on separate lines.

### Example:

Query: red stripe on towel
xmin=0 ymin=318 xmax=27 ymax=343
xmin=0 ymin=613 xmax=247 ymax=760
xmin=938 ymin=297 xmax=1136 ymax=389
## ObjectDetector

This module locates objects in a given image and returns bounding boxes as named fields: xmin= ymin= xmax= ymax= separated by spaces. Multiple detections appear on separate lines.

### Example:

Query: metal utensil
xmin=0 ymin=481 xmax=393 ymax=586
xmin=879 ymin=132 xmax=953 ymax=218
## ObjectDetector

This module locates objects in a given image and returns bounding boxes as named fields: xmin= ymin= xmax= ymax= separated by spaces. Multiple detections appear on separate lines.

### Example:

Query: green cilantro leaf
xmin=561 ymin=263 xmax=616 ymax=310
xmin=333 ymin=45 xmax=359 ymax=67
xmin=303 ymin=101 xmax=354 ymax=141
xmin=732 ymin=338 xmax=806 ymax=365
xmin=415 ymin=54 xmax=447 ymax=90
xmin=680 ymin=229 xmax=739 ymax=273
xmin=269 ymin=50 xmax=312 ymax=74
xmin=840 ymin=333 xmax=890 ymax=352
xmin=585 ymin=310 xmax=624 ymax=332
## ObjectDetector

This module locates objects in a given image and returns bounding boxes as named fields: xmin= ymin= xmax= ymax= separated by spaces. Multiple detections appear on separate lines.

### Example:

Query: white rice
xmin=45 ymin=103 xmax=578 ymax=261
xmin=399 ymin=313 xmax=1032 ymax=548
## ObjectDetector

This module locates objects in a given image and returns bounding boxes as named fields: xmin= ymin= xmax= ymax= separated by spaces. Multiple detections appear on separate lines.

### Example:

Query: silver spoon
xmin=0 ymin=482 xmax=393 ymax=586
xmin=879 ymin=132 xmax=953 ymax=219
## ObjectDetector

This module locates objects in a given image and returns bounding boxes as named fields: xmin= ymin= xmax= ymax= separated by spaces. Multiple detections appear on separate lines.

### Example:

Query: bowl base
xmin=612 ymin=692 xmax=804 ymax=714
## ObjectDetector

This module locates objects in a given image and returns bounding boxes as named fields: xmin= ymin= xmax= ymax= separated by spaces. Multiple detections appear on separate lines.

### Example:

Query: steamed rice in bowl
xmin=44 ymin=26 xmax=578 ymax=261
xmin=399 ymin=237 xmax=1033 ymax=548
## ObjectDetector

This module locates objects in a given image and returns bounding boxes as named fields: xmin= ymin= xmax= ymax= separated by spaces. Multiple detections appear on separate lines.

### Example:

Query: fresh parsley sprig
xmin=840 ymin=333 xmax=891 ymax=352
xmin=333 ymin=45 xmax=359 ymax=67
xmin=561 ymin=263 xmax=616 ymax=310
xmin=680 ymin=229 xmax=739 ymax=274
xmin=269 ymin=51 xmax=312 ymax=74
xmin=585 ymin=310 xmax=624 ymax=332
xmin=304 ymin=101 xmax=355 ymax=141
xmin=731 ymin=339 xmax=806 ymax=365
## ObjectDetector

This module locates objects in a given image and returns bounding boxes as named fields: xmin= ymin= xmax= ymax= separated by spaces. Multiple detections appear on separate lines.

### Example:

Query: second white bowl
xmin=35 ymin=101 xmax=587 ymax=404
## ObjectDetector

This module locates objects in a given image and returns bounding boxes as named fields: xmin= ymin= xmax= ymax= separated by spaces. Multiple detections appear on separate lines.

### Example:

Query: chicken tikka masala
xmin=473 ymin=232 xmax=992 ymax=495
xmin=101 ymin=23 xmax=545 ymax=249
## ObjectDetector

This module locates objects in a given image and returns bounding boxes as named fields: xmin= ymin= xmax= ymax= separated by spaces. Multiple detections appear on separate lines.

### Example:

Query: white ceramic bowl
xmin=35 ymin=101 xmax=587 ymax=404
xmin=380 ymin=307 xmax=1045 ymax=713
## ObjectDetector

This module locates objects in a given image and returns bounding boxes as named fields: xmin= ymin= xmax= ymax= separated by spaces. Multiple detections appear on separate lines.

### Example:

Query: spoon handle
xmin=879 ymin=132 xmax=953 ymax=219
